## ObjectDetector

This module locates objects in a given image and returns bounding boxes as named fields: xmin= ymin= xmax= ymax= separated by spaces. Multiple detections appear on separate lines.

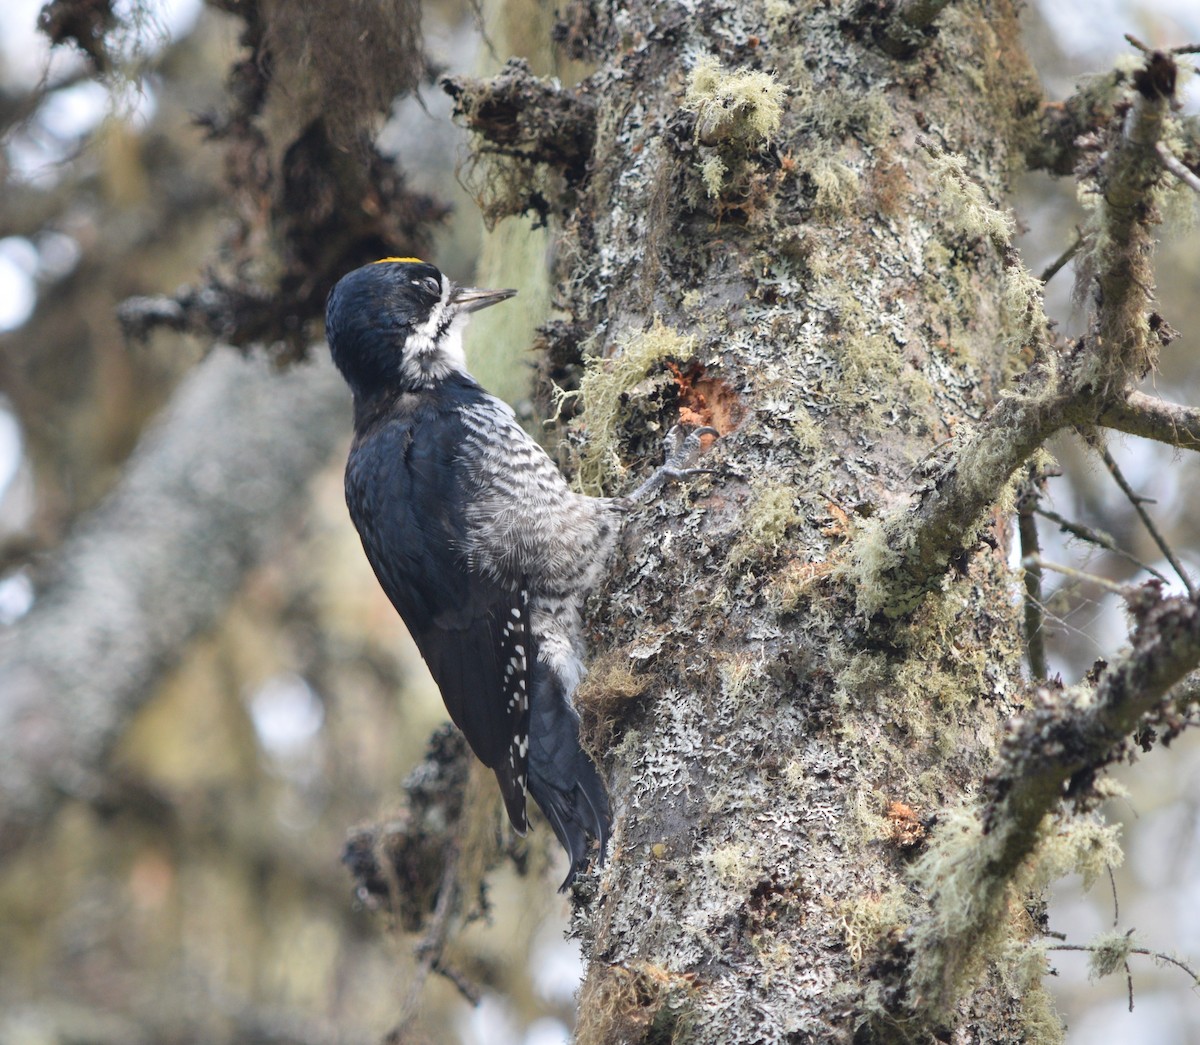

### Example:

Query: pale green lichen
xmin=685 ymin=54 xmax=786 ymax=145
xmin=799 ymin=87 xmax=893 ymax=145
xmin=1001 ymin=261 xmax=1051 ymax=351
xmin=840 ymin=887 xmax=910 ymax=965
xmin=1086 ymin=931 xmax=1136 ymax=980
xmin=718 ymin=651 xmax=761 ymax=702
xmin=707 ymin=842 xmax=761 ymax=890
xmin=700 ymin=154 xmax=728 ymax=198
xmin=572 ymin=317 xmax=697 ymax=495
xmin=906 ymin=803 xmax=1124 ymax=1020
xmin=683 ymin=54 xmax=786 ymax=195
xmin=728 ymin=482 xmax=799 ymax=566
xmin=840 ymin=515 xmax=905 ymax=619
xmin=807 ymin=152 xmax=861 ymax=215
xmin=926 ymin=146 xmax=1015 ymax=247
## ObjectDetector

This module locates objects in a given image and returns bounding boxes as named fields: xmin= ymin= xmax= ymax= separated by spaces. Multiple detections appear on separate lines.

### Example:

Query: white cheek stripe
xmin=400 ymin=274 xmax=471 ymax=386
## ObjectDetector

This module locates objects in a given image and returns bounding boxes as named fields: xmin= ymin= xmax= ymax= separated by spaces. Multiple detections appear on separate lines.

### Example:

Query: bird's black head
xmin=325 ymin=258 xmax=516 ymax=396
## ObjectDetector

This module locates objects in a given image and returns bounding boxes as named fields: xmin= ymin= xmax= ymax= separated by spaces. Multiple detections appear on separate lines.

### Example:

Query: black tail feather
xmin=527 ymin=669 xmax=612 ymax=889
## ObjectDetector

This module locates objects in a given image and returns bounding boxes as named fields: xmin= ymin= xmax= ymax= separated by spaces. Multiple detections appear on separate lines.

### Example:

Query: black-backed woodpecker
xmin=326 ymin=258 xmax=712 ymax=887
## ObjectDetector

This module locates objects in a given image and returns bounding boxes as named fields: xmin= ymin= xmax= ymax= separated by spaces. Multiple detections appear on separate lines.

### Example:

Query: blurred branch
xmin=344 ymin=726 xmax=504 ymax=1032
xmin=0 ymin=348 xmax=348 ymax=861
xmin=1016 ymin=480 xmax=1047 ymax=680
xmin=1157 ymin=142 xmax=1200 ymax=194
xmin=1100 ymin=446 xmax=1194 ymax=596
xmin=443 ymin=58 xmax=596 ymax=176
xmin=0 ymin=996 xmax=372 ymax=1045
xmin=1023 ymin=554 xmax=1128 ymax=595
xmin=1048 ymin=939 xmax=1200 ymax=990
xmin=1034 ymin=505 xmax=1170 ymax=583
xmin=1038 ymin=232 xmax=1081 ymax=284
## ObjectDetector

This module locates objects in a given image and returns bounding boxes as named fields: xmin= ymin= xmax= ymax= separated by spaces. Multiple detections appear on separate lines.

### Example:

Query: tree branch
xmin=856 ymin=49 xmax=1179 ymax=618
xmin=0 ymin=349 xmax=348 ymax=860
xmin=443 ymin=58 xmax=596 ymax=177
xmin=1100 ymin=446 xmax=1194 ymax=596
xmin=1100 ymin=390 xmax=1200 ymax=451
xmin=908 ymin=585 xmax=1200 ymax=1018
xmin=855 ymin=381 xmax=1090 ymax=617
xmin=1084 ymin=51 xmax=1175 ymax=386
xmin=1016 ymin=480 xmax=1047 ymax=679
xmin=1034 ymin=504 xmax=1170 ymax=583
xmin=1157 ymin=141 xmax=1200 ymax=194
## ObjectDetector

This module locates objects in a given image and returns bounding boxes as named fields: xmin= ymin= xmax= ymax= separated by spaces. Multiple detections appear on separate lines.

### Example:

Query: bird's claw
xmin=661 ymin=424 xmax=719 ymax=475
xmin=621 ymin=424 xmax=719 ymax=507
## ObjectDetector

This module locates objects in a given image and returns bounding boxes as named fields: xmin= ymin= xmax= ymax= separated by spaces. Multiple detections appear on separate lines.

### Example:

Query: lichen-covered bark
xmin=456 ymin=0 xmax=1055 ymax=1040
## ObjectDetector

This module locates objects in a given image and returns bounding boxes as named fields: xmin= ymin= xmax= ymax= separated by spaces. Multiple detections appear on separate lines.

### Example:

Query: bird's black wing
xmin=345 ymin=401 xmax=531 ymax=832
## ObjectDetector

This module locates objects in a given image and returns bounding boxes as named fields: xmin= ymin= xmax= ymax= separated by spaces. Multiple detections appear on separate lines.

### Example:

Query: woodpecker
xmin=326 ymin=258 xmax=713 ymax=887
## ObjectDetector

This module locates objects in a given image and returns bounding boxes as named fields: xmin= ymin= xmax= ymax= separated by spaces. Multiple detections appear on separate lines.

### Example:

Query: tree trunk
xmin=458 ymin=0 xmax=1056 ymax=1039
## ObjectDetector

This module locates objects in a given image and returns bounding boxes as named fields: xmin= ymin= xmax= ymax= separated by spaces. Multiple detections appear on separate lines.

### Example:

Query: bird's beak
xmin=451 ymin=285 xmax=518 ymax=313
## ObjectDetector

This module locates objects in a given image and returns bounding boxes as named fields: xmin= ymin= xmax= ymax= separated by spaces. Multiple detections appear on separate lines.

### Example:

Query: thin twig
xmin=1108 ymin=864 xmax=1120 ymax=927
xmin=1101 ymin=447 xmax=1195 ymax=597
xmin=392 ymin=846 xmax=476 ymax=1034
xmin=1048 ymin=943 xmax=1200 ymax=984
xmin=1156 ymin=141 xmax=1200 ymax=194
xmin=1022 ymin=554 xmax=1129 ymax=595
xmin=432 ymin=958 xmax=485 ymax=1004
xmin=1039 ymin=233 xmax=1082 ymax=284
xmin=1034 ymin=506 xmax=1170 ymax=583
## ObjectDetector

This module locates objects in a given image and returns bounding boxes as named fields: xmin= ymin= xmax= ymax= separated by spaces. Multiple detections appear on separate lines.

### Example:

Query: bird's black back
xmin=345 ymin=377 xmax=531 ymax=831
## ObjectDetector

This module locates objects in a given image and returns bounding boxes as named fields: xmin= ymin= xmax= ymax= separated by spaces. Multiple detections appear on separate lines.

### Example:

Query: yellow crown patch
xmin=373 ymin=256 xmax=424 ymax=265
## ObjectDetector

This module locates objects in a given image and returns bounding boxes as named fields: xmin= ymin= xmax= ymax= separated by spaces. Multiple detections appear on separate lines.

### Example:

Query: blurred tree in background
xmin=0 ymin=0 xmax=1198 ymax=1043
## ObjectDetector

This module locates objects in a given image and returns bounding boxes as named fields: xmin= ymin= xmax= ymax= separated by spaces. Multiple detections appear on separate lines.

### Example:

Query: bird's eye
xmin=422 ymin=276 xmax=441 ymax=297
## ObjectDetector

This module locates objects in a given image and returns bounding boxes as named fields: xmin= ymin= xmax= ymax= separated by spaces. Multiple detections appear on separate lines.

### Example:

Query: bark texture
xmin=452 ymin=0 xmax=1055 ymax=1039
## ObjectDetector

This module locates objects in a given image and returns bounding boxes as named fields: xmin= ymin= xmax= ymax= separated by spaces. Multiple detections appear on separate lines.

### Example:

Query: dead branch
xmin=343 ymin=726 xmax=507 ymax=1031
xmin=442 ymin=58 xmax=596 ymax=179
xmin=1034 ymin=505 xmax=1170 ymax=583
xmin=1048 ymin=939 xmax=1200 ymax=989
xmin=1039 ymin=233 xmax=1082 ymax=284
xmin=857 ymin=381 xmax=1090 ymax=617
xmin=1157 ymin=142 xmax=1200 ymax=194
xmin=103 ymin=0 xmax=445 ymax=353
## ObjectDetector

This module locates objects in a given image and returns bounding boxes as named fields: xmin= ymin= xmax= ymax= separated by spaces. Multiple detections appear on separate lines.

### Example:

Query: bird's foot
xmin=620 ymin=425 xmax=719 ymax=507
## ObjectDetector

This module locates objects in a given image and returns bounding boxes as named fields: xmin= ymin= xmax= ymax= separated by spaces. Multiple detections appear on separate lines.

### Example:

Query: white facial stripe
xmin=399 ymin=273 xmax=471 ymax=386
